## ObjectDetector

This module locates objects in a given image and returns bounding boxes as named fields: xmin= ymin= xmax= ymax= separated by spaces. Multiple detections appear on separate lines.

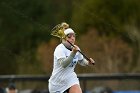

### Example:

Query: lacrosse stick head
xmin=51 ymin=22 xmax=69 ymax=39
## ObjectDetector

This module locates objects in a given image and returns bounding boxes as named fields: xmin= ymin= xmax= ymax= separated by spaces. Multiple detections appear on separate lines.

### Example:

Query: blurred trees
xmin=0 ymin=0 xmax=140 ymax=74
xmin=0 ymin=0 xmax=72 ymax=74
xmin=71 ymin=0 xmax=140 ymax=72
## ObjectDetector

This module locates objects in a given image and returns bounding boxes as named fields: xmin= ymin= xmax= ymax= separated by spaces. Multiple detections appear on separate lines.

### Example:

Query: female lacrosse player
xmin=48 ymin=23 xmax=95 ymax=93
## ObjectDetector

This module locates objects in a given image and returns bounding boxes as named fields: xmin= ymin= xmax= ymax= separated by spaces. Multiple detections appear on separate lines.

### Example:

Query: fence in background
xmin=0 ymin=73 xmax=140 ymax=93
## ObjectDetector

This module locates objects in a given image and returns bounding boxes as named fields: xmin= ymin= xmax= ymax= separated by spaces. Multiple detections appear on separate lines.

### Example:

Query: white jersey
xmin=48 ymin=43 xmax=83 ymax=93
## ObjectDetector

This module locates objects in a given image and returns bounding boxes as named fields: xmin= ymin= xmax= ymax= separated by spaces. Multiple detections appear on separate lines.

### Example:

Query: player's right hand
xmin=72 ymin=45 xmax=79 ymax=53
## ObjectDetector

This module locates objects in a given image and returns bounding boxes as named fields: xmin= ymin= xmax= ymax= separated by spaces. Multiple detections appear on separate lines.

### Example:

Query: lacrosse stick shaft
xmin=67 ymin=41 xmax=94 ymax=65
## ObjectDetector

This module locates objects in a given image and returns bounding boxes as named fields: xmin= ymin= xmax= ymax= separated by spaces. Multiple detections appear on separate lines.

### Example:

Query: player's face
xmin=66 ymin=33 xmax=76 ymax=44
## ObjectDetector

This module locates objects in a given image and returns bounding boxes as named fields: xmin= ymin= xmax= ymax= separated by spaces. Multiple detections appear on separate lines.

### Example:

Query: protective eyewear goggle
xmin=66 ymin=33 xmax=76 ymax=38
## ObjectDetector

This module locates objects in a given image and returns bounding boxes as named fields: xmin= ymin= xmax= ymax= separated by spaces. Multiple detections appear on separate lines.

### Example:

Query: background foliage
xmin=0 ymin=0 xmax=140 ymax=75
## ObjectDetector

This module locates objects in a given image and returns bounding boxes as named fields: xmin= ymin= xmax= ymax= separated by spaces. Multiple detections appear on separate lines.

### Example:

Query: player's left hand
xmin=88 ymin=58 xmax=95 ymax=65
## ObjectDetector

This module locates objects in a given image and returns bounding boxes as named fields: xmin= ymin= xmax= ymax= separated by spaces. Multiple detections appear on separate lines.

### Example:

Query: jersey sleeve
xmin=77 ymin=47 xmax=83 ymax=60
xmin=77 ymin=52 xmax=83 ymax=60
xmin=54 ymin=47 xmax=66 ymax=60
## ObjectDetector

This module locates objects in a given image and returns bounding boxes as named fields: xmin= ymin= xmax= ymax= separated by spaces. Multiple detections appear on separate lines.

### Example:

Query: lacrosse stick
xmin=51 ymin=22 xmax=95 ymax=65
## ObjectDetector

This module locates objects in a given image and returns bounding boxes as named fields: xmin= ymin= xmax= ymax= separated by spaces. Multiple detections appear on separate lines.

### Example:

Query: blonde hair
xmin=61 ymin=22 xmax=69 ymax=30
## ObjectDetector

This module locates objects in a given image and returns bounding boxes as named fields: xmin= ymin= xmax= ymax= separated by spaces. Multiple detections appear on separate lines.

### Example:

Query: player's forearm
xmin=78 ymin=58 xmax=89 ymax=66
xmin=58 ymin=52 xmax=76 ymax=68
